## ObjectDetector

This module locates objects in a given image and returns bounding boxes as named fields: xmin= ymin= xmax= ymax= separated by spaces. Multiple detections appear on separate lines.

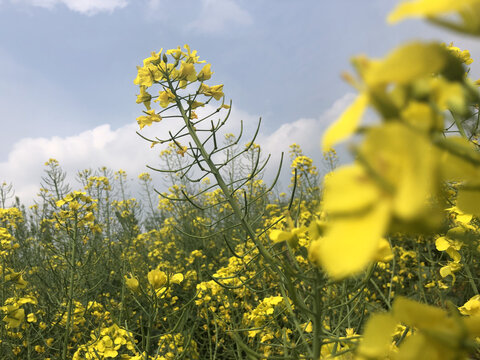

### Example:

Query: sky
xmin=1 ymin=0 xmax=480 ymax=204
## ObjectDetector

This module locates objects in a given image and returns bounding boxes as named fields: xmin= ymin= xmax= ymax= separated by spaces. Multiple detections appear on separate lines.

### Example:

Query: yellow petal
xmin=388 ymin=0 xmax=477 ymax=24
xmin=170 ymin=273 xmax=184 ymax=284
xmin=395 ymin=333 xmax=440 ymax=360
xmin=457 ymin=188 xmax=480 ymax=216
xmin=440 ymin=137 xmax=480 ymax=182
xmin=321 ymin=93 xmax=368 ymax=152
xmin=459 ymin=295 xmax=480 ymax=316
xmin=465 ymin=315 xmax=480 ymax=336
xmin=440 ymin=265 xmax=456 ymax=282
xmin=393 ymin=296 xmax=449 ymax=329
xmin=373 ymin=238 xmax=394 ymax=262
xmin=430 ymin=78 xmax=466 ymax=113
xmin=400 ymin=101 xmax=443 ymax=132
xmin=357 ymin=313 xmax=397 ymax=359
xmin=360 ymin=123 xmax=437 ymax=221
xmin=312 ymin=199 xmax=391 ymax=279
xmin=269 ymin=229 xmax=290 ymax=243
xmin=446 ymin=247 xmax=462 ymax=262
xmin=456 ymin=213 xmax=473 ymax=224
xmin=364 ymin=42 xmax=447 ymax=87
xmin=435 ymin=237 xmax=450 ymax=251
xmin=322 ymin=163 xmax=381 ymax=215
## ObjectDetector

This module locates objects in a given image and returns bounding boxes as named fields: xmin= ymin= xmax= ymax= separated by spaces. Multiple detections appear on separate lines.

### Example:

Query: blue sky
xmin=1 ymin=0 xmax=480 ymax=203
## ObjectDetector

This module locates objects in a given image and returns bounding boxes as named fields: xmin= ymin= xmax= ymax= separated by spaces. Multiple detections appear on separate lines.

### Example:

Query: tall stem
xmin=62 ymin=216 xmax=78 ymax=360
xmin=167 ymin=78 xmax=280 ymax=274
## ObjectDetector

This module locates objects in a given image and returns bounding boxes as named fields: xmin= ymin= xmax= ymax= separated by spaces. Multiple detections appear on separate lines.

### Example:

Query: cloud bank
xmin=9 ymin=0 xmax=128 ymax=14
xmin=1 ymin=94 xmax=355 ymax=205
xmin=8 ymin=0 xmax=253 ymax=24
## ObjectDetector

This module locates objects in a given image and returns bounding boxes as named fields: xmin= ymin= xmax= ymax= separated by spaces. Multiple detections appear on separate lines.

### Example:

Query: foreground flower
xmin=312 ymin=39 xmax=480 ymax=279
xmin=388 ymin=0 xmax=480 ymax=35
xmin=357 ymin=297 xmax=480 ymax=360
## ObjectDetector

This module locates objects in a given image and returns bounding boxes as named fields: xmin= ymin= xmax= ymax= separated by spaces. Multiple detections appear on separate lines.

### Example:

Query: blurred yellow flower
xmin=2 ymin=306 xmax=24 ymax=328
xmin=170 ymin=273 xmax=184 ymax=284
xmin=125 ymin=275 xmax=139 ymax=292
xmin=148 ymin=269 xmax=167 ymax=289
xmin=388 ymin=0 xmax=480 ymax=35
xmin=459 ymin=295 xmax=480 ymax=316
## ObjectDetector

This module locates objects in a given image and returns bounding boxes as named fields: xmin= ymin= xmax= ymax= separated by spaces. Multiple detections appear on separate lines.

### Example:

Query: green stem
xmin=62 ymin=216 xmax=78 ymax=360
xmin=312 ymin=270 xmax=324 ymax=359
xmin=167 ymin=79 xmax=280 ymax=276
xmin=464 ymin=262 xmax=479 ymax=295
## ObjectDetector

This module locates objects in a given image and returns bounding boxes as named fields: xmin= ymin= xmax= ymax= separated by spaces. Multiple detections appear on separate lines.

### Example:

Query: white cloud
xmin=1 ymin=123 xmax=149 ymax=204
xmin=0 ymin=104 xmax=254 ymax=205
xmin=188 ymin=0 xmax=253 ymax=34
xmin=10 ymin=0 xmax=128 ymax=15
xmin=1 ymin=94 xmax=355 ymax=206
xmin=258 ymin=93 xmax=357 ymax=174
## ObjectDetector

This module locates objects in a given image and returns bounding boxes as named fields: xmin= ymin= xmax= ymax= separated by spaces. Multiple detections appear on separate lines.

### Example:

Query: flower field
xmin=3 ymin=0 xmax=480 ymax=359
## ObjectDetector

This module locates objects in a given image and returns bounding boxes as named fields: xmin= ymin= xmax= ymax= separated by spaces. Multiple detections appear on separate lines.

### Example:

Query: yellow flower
xmin=124 ymin=275 xmax=139 ymax=292
xmin=435 ymin=235 xmax=462 ymax=262
xmin=389 ymin=0 xmax=480 ymax=22
xmin=322 ymin=93 xmax=368 ymax=151
xmin=312 ymin=120 xmax=447 ymax=279
xmin=439 ymin=262 xmax=462 ymax=283
xmin=188 ymin=100 xmax=205 ymax=109
xmin=356 ymin=313 xmax=397 ymax=359
xmin=269 ymin=227 xmax=306 ymax=248
xmin=373 ymin=238 xmax=394 ymax=263
xmin=197 ymin=63 xmax=213 ymax=81
xmin=304 ymin=322 xmax=313 ymax=333
xmin=27 ymin=313 xmax=37 ymax=323
xmin=135 ymin=86 xmax=152 ymax=110
xmin=136 ymin=110 xmax=162 ymax=130
xmin=148 ymin=269 xmax=167 ymax=289
xmin=183 ymin=44 xmax=205 ymax=64
xmin=199 ymin=83 xmax=224 ymax=100
xmin=134 ymin=63 xmax=163 ymax=87
xmin=156 ymin=89 xmax=176 ymax=108
xmin=388 ymin=0 xmax=480 ymax=35
xmin=358 ymin=296 xmax=480 ymax=360
xmin=178 ymin=61 xmax=197 ymax=82
xmin=166 ymin=46 xmax=183 ymax=60
xmin=170 ymin=273 xmax=184 ymax=284
xmin=5 ymin=271 xmax=27 ymax=289
xmin=17 ymin=296 xmax=37 ymax=306
xmin=176 ymin=146 xmax=187 ymax=157
xmin=138 ymin=172 xmax=151 ymax=181
xmin=444 ymin=42 xmax=473 ymax=65
xmin=308 ymin=163 xmax=388 ymax=278
xmin=459 ymin=295 xmax=480 ymax=316
xmin=142 ymin=49 xmax=163 ymax=66
xmin=2 ymin=306 xmax=24 ymax=328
